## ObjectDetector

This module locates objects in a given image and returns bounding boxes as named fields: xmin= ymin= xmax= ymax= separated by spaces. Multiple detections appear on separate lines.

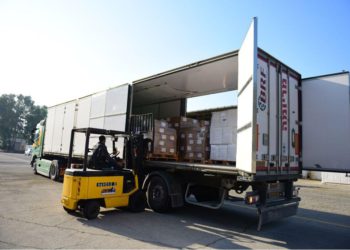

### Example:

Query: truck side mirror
xmin=30 ymin=129 xmax=36 ymax=143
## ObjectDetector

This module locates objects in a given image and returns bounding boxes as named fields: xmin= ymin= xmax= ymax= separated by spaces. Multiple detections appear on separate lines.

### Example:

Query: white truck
xmin=31 ymin=18 xmax=302 ymax=229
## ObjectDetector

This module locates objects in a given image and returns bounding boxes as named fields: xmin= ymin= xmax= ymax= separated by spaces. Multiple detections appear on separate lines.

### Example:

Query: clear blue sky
xmin=0 ymin=0 xmax=349 ymax=110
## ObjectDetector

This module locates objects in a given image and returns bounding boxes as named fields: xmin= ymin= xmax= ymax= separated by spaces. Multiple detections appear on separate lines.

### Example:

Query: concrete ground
xmin=0 ymin=152 xmax=349 ymax=249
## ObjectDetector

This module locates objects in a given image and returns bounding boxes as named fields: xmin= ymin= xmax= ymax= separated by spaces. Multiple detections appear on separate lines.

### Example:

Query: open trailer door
xmin=236 ymin=17 xmax=301 ymax=177
xmin=236 ymin=17 xmax=258 ymax=174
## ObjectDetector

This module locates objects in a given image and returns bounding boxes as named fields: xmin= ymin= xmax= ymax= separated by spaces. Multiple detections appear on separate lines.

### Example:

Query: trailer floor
xmin=0 ymin=152 xmax=349 ymax=249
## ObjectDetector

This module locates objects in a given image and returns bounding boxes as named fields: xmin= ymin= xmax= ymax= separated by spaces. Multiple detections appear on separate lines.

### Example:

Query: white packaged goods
xmin=210 ymin=109 xmax=237 ymax=145
xmin=210 ymin=144 xmax=236 ymax=161
xmin=227 ymin=144 xmax=236 ymax=161
xmin=210 ymin=109 xmax=237 ymax=161
xmin=321 ymin=172 xmax=350 ymax=185
xmin=222 ymin=127 xmax=237 ymax=144
xmin=210 ymin=145 xmax=219 ymax=160
xmin=210 ymin=127 xmax=222 ymax=144
xmin=218 ymin=145 xmax=227 ymax=160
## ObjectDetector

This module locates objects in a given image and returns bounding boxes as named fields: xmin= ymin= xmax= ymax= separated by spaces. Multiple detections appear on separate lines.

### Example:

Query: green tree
xmin=0 ymin=94 xmax=47 ymax=151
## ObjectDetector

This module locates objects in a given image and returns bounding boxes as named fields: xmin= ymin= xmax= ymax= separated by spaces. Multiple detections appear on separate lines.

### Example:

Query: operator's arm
xmin=101 ymin=144 xmax=112 ymax=161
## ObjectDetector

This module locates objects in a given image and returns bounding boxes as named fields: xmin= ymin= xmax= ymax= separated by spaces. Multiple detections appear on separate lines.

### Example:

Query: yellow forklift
xmin=61 ymin=127 xmax=146 ymax=219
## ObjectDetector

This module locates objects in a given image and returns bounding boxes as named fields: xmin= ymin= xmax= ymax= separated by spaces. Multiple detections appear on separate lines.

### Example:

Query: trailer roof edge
xmin=132 ymin=50 xmax=239 ymax=85
xmin=303 ymin=71 xmax=349 ymax=81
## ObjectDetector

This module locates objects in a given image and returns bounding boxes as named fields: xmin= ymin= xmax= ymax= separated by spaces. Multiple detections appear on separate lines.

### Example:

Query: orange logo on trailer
xmin=281 ymin=78 xmax=288 ymax=131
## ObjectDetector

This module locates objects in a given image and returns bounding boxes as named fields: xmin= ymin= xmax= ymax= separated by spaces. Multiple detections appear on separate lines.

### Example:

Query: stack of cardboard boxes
xmin=151 ymin=120 xmax=177 ymax=157
xmin=168 ymin=117 xmax=210 ymax=162
xmin=209 ymin=109 xmax=237 ymax=162
xmin=150 ymin=110 xmax=236 ymax=163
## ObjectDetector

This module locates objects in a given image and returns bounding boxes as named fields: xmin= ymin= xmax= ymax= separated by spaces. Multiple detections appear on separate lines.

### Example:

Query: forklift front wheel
xmin=82 ymin=200 xmax=100 ymax=219
xmin=63 ymin=206 xmax=75 ymax=214
xmin=33 ymin=162 xmax=38 ymax=175
xmin=128 ymin=191 xmax=146 ymax=212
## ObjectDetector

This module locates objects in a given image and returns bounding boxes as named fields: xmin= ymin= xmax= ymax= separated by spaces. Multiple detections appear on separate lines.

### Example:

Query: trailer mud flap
xmin=257 ymin=200 xmax=299 ymax=231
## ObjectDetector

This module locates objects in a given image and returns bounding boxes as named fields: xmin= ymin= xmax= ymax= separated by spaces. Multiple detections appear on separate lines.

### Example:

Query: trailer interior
xmin=131 ymin=50 xmax=241 ymax=174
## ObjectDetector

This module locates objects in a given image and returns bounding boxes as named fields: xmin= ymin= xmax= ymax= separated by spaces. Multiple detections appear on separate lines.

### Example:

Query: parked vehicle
xmin=24 ymin=145 xmax=32 ymax=156
xmin=31 ymin=18 xmax=301 ymax=229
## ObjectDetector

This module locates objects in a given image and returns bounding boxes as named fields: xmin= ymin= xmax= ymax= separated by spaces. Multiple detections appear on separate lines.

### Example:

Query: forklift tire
xmin=50 ymin=160 xmax=59 ymax=181
xmin=33 ymin=162 xmax=38 ymax=175
xmin=82 ymin=200 xmax=100 ymax=219
xmin=63 ymin=206 xmax=75 ymax=214
xmin=147 ymin=176 xmax=170 ymax=213
xmin=128 ymin=191 xmax=146 ymax=212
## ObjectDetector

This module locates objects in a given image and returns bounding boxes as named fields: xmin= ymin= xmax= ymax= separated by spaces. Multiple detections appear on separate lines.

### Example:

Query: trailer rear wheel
xmin=147 ymin=176 xmax=170 ymax=213
xmin=82 ymin=200 xmax=100 ymax=219
xmin=50 ymin=160 xmax=59 ymax=181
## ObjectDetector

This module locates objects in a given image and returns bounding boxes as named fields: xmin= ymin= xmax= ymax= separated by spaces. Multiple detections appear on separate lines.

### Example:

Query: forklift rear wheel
xmin=147 ymin=176 xmax=170 ymax=213
xmin=128 ymin=191 xmax=146 ymax=212
xmin=82 ymin=200 xmax=100 ymax=219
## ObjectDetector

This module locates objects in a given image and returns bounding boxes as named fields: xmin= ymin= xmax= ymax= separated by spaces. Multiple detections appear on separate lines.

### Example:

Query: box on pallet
xmin=210 ymin=144 xmax=236 ymax=161
xmin=210 ymin=109 xmax=237 ymax=162
xmin=152 ymin=119 xmax=177 ymax=156
xmin=168 ymin=117 xmax=200 ymax=129
xmin=179 ymin=126 xmax=210 ymax=161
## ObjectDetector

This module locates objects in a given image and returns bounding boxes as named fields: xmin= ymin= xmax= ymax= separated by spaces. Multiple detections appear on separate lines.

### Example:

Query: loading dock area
xmin=1 ymin=152 xmax=349 ymax=249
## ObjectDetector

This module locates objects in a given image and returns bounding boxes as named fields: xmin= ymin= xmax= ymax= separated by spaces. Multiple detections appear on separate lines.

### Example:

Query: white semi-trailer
xmin=31 ymin=18 xmax=302 ymax=229
xmin=302 ymin=71 xmax=350 ymax=183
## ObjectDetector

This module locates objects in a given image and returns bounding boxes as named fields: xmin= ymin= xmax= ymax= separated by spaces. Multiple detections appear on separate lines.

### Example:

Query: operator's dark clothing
xmin=91 ymin=142 xmax=118 ymax=170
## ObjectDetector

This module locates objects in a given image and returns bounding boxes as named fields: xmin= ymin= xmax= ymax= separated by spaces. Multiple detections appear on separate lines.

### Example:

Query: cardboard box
xmin=179 ymin=126 xmax=209 ymax=161
xmin=210 ymin=144 xmax=236 ymax=161
xmin=209 ymin=109 xmax=237 ymax=162
xmin=168 ymin=116 xmax=200 ymax=129
xmin=152 ymin=119 xmax=177 ymax=156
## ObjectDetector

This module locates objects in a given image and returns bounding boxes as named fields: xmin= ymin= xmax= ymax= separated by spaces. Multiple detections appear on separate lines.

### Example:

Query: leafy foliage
xmin=0 ymin=94 xmax=47 ymax=150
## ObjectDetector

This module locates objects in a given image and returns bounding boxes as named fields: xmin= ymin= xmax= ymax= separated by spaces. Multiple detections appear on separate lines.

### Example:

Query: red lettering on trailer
xmin=281 ymin=78 xmax=288 ymax=131
xmin=258 ymin=69 xmax=267 ymax=111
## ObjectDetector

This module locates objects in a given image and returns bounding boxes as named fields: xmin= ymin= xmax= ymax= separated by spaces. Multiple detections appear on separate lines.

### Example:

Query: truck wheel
xmin=128 ymin=190 xmax=146 ymax=212
xmin=82 ymin=200 xmax=100 ymax=219
xmin=147 ymin=176 xmax=170 ymax=213
xmin=50 ymin=160 xmax=59 ymax=181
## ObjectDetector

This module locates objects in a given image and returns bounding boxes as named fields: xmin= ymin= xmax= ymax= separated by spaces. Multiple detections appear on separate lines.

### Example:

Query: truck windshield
xmin=34 ymin=129 xmax=40 ymax=143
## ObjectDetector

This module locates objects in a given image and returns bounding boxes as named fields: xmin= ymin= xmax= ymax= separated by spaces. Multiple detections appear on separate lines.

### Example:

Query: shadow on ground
xmin=74 ymin=202 xmax=350 ymax=249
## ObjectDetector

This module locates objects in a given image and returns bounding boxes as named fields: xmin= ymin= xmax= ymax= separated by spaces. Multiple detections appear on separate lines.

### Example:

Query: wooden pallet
xmin=208 ymin=160 xmax=236 ymax=166
xmin=182 ymin=158 xmax=211 ymax=164
xmin=147 ymin=153 xmax=178 ymax=161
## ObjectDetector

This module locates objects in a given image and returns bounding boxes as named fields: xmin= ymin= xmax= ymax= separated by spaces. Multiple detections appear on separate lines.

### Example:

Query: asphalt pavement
xmin=0 ymin=152 xmax=349 ymax=249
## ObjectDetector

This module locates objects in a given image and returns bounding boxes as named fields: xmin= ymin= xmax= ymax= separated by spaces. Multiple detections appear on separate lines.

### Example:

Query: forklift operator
xmin=90 ymin=135 xmax=121 ymax=170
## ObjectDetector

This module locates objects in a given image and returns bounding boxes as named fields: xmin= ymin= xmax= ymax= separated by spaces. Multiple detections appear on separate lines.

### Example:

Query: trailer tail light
xmin=245 ymin=192 xmax=260 ymax=205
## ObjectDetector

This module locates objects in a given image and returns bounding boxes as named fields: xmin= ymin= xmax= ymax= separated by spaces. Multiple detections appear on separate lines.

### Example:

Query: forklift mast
xmin=67 ymin=127 xmax=146 ymax=177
